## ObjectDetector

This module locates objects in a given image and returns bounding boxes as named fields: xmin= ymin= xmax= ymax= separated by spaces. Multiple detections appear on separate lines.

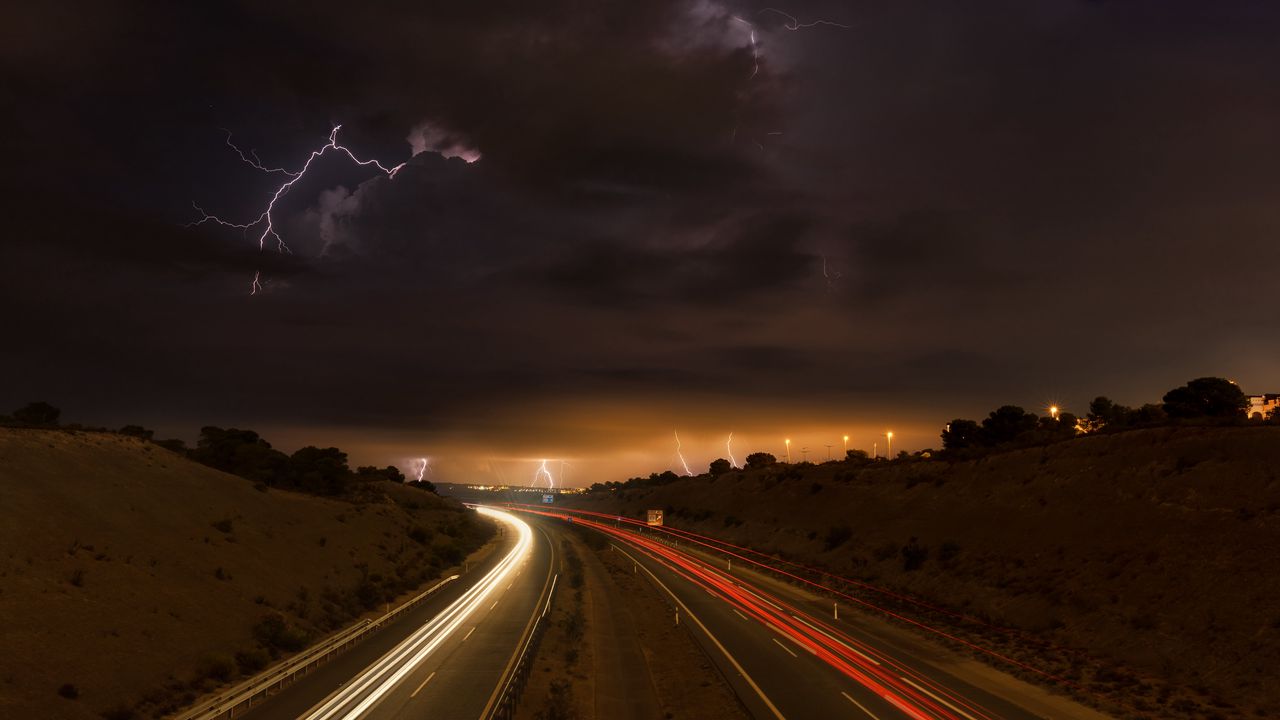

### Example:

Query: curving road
xmin=239 ymin=507 xmax=557 ymax=720
xmin=513 ymin=506 xmax=1110 ymax=720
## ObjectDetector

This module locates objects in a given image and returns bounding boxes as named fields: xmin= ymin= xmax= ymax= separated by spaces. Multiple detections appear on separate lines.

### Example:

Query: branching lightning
xmin=534 ymin=459 xmax=556 ymax=489
xmin=674 ymin=430 xmax=694 ymax=476
xmin=727 ymin=432 xmax=739 ymax=468
xmin=759 ymin=7 xmax=852 ymax=31
xmin=191 ymin=125 xmax=409 ymax=291
xmin=416 ymin=457 xmax=431 ymax=481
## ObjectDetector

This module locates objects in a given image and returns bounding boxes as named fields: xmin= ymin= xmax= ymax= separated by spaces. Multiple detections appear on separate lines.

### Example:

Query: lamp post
xmin=1049 ymin=405 xmax=1060 ymax=420
xmin=785 ymin=438 xmax=791 ymax=463
xmin=886 ymin=431 xmax=894 ymax=458
xmin=842 ymin=435 xmax=849 ymax=455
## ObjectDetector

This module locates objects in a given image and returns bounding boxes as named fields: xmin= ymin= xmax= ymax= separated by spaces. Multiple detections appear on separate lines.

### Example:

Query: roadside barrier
xmin=484 ymin=573 xmax=559 ymax=720
xmin=172 ymin=574 xmax=460 ymax=720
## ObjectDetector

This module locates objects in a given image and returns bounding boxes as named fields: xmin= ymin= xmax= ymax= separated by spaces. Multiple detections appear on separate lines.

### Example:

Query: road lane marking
xmin=490 ymin=600 xmax=499 ymax=610
xmin=463 ymin=626 xmax=476 ymax=641
xmin=772 ymin=638 xmax=798 ymax=658
xmin=733 ymin=609 xmax=749 ymax=621
xmin=899 ymin=675 xmax=978 ymax=720
xmin=610 ymin=543 xmax=787 ymax=720
xmin=841 ymin=691 xmax=884 ymax=720
xmin=792 ymin=614 xmax=881 ymax=666
xmin=409 ymin=671 xmax=436 ymax=698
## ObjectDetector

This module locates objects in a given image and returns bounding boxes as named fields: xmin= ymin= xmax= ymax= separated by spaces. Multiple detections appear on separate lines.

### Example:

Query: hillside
xmin=0 ymin=428 xmax=493 ymax=720
xmin=563 ymin=426 xmax=1280 ymax=719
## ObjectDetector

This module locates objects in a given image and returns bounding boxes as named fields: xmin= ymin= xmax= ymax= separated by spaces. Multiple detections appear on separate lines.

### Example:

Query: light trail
xmin=674 ymin=430 xmax=694 ymax=476
xmin=301 ymin=507 xmax=533 ymax=720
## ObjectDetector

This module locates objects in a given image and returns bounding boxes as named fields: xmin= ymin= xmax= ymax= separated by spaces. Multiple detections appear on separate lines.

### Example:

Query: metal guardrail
xmin=172 ymin=574 xmax=460 ymax=720
xmin=485 ymin=573 xmax=559 ymax=720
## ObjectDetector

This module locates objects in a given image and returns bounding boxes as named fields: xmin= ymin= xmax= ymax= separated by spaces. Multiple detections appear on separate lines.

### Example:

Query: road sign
xmin=542 ymin=494 xmax=554 ymax=504
xmin=646 ymin=509 xmax=664 ymax=527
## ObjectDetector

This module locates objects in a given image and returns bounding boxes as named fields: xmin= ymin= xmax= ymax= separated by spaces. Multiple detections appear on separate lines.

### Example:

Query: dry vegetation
xmin=0 ymin=428 xmax=493 ymax=720
xmin=566 ymin=426 xmax=1280 ymax=719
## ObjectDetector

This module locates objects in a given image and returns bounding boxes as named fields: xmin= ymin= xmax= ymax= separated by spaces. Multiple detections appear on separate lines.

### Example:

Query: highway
xmin=239 ymin=507 xmax=557 ymax=720
xmin=513 ymin=506 xmax=1110 ymax=720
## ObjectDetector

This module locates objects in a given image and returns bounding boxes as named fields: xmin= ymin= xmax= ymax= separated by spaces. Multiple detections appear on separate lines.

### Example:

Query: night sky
xmin=3 ymin=1 xmax=1279 ymax=484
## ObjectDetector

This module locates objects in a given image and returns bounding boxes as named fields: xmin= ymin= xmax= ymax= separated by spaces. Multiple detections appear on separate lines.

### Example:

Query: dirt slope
xmin=0 ymin=428 xmax=492 ymax=720
xmin=564 ymin=426 xmax=1280 ymax=718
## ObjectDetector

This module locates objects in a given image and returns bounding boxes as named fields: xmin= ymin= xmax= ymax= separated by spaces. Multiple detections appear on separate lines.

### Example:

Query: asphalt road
xmin=517 ymin=509 xmax=1108 ymax=720
xmin=240 ymin=507 xmax=556 ymax=720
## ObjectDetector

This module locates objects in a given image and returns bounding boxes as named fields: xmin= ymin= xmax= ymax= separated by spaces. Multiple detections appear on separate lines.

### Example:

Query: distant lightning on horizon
xmin=535 ymin=459 xmax=556 ymax=489
xmin=674 ymin=430 xmax=694 ymax=476
xmin=415 ymin=457 xmax=430 ymax=481
xmin=727 ymin=431 xmax=739 ymax=468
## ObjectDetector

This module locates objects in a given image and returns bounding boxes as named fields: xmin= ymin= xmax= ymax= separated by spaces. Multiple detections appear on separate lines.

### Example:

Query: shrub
xmin=69 ymin=568 xmax=85 ymax=587
xmin=234 ymin=648 xmax=270 ymax=675
xmin=823 ymin=524 xmax=853 ymax=551
xmin=57 ymin=683 xmax=79 ymax=699
xmin=195 ymin=654 xmax=236 ymax=682
xmin=211 ymin=518 xmax=233 ymax=534
xmin=901 ymin=538 xmax=928 ymax=571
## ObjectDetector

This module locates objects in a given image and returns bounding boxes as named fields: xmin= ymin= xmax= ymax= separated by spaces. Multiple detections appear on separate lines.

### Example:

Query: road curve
xmin=515 ymin=507 xmax=1107 ymax=720
xmin=240 ymin=506 xmax=557 ymax=720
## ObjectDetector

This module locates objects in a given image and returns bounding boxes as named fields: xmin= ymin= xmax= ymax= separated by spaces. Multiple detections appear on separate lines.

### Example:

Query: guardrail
xmin=172 ymin=574 xmax=460 ymax=720
xmin=484 ymin=573 xmax=559 ymax=720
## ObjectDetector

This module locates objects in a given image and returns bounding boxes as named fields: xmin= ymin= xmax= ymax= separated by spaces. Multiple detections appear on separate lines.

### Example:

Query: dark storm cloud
xmin=4 ymin=1 xmax=1280 ymax=482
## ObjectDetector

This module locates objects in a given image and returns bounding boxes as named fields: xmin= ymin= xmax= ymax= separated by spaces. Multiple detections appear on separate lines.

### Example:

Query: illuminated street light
xmin=886 ymin=430 xmax=894 ymax=458
xmin=842 ymin=434 xmax=849 ymax=455
xmin=1049 ymin=405 xmax=1060 ymax=420
xmin=785 ymin=438 xmax=791 ymax=463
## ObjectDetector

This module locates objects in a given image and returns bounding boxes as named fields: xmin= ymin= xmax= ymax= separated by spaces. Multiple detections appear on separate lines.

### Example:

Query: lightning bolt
xmin=250 ymin=270 xmax=262 ymax=296
xmin=534 ymin=459 xmax=556 ymax=489
xmin=727 ymin=431 xmax=739 ymax=468
xmin=674 ymin=430 xmax=694 ymax=476
xmin=415 ymin=457 xmax=430 ymax=481
xmin=190 ymin=125 xmax=409 ymax=290
xmin=759 ymin=7 xmax=852 ymax=31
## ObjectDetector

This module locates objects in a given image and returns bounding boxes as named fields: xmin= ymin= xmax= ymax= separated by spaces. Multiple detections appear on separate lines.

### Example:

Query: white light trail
xmin=675 ymin=430 xmax=694 ymax=476
xmin=301 ymin=507 xmax=533 ymax=720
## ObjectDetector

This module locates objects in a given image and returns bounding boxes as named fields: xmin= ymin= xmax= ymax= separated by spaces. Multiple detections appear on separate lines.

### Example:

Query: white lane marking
xmin=842 ymin=691 xmax=884 ymax=720
xmin=772 ymin=638 xmax=799 ymax=658
xmin=490 ymin=600 xmax=499 ymax=610
xmin=899 ymin=675 xmax=978 ymax=720
xmin=733 ymin=608 xmax=749 ymax=621
xmin=409 ymin=671 xmax=436 ymax=698
xmin=463 ymin=626 xmax=476 ymax=641
xmin=791 ymin=614 xmax=881 ymax=666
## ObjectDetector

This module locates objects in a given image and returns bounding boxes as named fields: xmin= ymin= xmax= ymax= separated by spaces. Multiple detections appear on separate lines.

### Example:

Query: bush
xmin=408 ymin=525 xmax=433 ymax=545
xmin=57 ymin=683 xmax=79 ymax=699
xmin=823 ymin=524 xmax=853 ymax=551
xmin=211 ymin=518 xmax=233 ymax=534
xmin=13 ymin=401 xmax=61 ymax=426
xmin=234 ymin=648 xmax=270 ymax=675
xmin=195 ymin=654 xmax=236 ymax=682
xmin=901 ymin=537 xmax=928 ymax=571
xmin=69 ymin=568 xmax=85 ymax=587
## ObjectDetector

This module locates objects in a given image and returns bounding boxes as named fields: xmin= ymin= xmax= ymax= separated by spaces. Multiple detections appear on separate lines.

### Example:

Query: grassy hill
xmin=564 ymin=425 xmax=1280 ymax=719
xmin=0 ymin=428 xmax=493 ymax=720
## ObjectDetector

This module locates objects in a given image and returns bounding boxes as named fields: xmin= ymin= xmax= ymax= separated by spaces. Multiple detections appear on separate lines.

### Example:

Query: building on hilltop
xmin=1246 ymin=393 xmax=1280 ymax=420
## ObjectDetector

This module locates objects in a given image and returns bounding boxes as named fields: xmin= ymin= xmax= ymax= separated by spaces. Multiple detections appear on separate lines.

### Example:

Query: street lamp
xmin=842 ymin=435 xmax=849 ymax=455
xmin=886 ymin=431 xmax=894 ymax=458
xmin=1049 ymin=405 xmax=1060 ymax=420
xmin=785 ymin=438 xmax=791 ymax=463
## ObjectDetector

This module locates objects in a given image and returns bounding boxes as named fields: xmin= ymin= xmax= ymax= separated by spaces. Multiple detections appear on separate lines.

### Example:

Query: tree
xmin=118 ymin=425 xmax=154 ymax=440
xmin=941 ymin=419 xmax=980 ymax=450
xmin=356 ymin=465 xmax=405 ymax=483
xmin=980 ymin=405 xmax=1038 ymax=445
xmin=289 ymin=446 xmax=351 ymax=495
xmin=1269 ymin=405 xmax=1280 ymax=425
xmin=12 ymin=401 xmax=60 ymax=426
xmin=845 ymin=449 xmax=870 ymax=462
xmin=190 ymin=427 xmax=290 ymax=484
xmin=708 ymin=458 xmax=732 ymax=476
xmin=1161 ymin=377 xmax=1248 ymax=419
xmin=744 ymin=452 xmax=777 ymax=470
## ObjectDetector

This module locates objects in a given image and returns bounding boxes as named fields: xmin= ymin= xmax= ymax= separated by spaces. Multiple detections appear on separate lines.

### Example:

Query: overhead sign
xmin=542 ymin=494 xmax=555 ymax=504
xmin=647 ymin=509 xmax=664 ymax=527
